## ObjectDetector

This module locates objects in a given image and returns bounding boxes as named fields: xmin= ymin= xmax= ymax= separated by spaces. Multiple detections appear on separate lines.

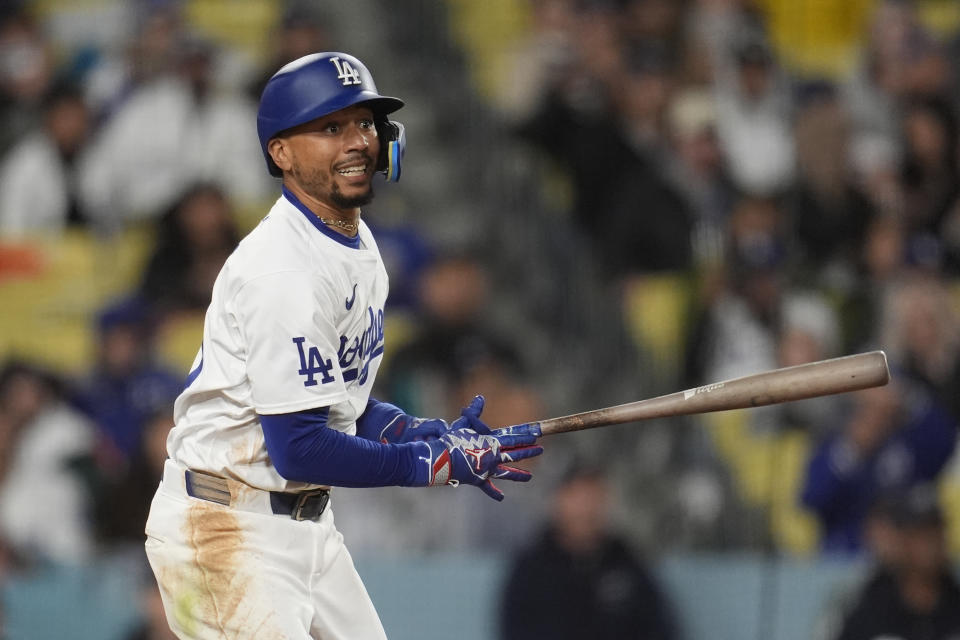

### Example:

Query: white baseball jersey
xmin=167 ymin=188 xmax=389 ymax=492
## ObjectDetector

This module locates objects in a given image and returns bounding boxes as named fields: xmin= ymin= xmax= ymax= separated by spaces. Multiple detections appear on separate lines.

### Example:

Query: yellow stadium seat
xmin=753 ymin=0 xmax=876 ymax=79
xmin=621 ymin=272 xmax=693 ymax=380
xmin=0 ymin=228 xmax=152 ymax=374
xmin=444 ymin=0 xmax=532 ymax=100
xmin=154 ymin=310 xmax=205 ymax=375
xmin=184 ymin=0 xmax=280 ymax=66
xmin=704 ymin=410 xmax=819 ymax=553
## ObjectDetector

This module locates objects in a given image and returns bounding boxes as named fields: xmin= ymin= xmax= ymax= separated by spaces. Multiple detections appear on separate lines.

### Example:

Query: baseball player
xmin=143 ymin=52 xmax=544 ymax=639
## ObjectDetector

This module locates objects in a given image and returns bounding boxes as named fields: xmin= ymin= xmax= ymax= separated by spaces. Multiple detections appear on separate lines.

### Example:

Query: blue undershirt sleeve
xmin=259 ymin=407 xmax=429 ymax=487
xmin=354 ymin=397 xmax=406 ymax=442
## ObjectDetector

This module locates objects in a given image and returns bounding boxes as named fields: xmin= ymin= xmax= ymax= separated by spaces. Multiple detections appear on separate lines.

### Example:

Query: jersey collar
xmin=282 ymin=185 xmax=361 ymax=250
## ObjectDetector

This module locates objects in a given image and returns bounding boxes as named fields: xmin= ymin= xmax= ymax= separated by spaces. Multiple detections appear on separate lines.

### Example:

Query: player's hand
xmin=419 ymin=396 xmax=543 ymax=501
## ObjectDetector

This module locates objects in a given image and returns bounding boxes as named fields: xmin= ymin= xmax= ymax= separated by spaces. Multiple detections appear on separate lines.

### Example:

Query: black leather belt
xmin=184 ymin=469 xmax=330 ymax=522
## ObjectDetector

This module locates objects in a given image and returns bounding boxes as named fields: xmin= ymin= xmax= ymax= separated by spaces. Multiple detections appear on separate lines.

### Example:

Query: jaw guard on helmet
xmin=257 ymin=52 xmax=406 ymax=182
xmin=377 ymin=120 xmax=405 ymax=182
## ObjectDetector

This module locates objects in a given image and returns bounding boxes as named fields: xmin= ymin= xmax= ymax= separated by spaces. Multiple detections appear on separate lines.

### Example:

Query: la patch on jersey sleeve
xmin=235 ymin=270 xmax=348 ymax=414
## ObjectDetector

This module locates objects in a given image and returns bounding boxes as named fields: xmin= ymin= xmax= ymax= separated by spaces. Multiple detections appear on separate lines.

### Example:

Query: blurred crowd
xmin=475 ymin=0 xmax=960 ymax=556
xmin=480 ymin=0 xmax=960 ymax=635
xmin=0 ymin=0 xmax=960 ymax=638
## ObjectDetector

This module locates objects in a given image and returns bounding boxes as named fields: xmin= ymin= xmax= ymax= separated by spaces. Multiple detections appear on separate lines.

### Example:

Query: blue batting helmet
xmin=257 ymin=52 xmax=405 ymax=180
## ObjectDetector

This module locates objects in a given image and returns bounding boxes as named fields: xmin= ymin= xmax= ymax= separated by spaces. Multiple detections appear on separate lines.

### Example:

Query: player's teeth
xmin=339 ymin=166 xmax=365 ymax=175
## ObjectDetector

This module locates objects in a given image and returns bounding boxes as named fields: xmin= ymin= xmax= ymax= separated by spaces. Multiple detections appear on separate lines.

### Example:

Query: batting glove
xmin=419 ymin=396 xmax=543 ymax=501
xmin=452 ymin=395 xmax=543 ymax=438
xmin=379 ymin=394 xmax=540 ymax=444
xmin=378 ymin=415 xmax=450 ymax=444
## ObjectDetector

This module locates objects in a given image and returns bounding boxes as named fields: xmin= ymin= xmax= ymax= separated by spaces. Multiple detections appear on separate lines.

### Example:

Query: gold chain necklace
xmin=318 ymin=217 xmax=359 ymax=233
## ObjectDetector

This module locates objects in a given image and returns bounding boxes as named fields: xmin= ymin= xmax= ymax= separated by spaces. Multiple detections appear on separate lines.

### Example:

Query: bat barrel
xmin=532 ymin=351 xmax=890 ymax=437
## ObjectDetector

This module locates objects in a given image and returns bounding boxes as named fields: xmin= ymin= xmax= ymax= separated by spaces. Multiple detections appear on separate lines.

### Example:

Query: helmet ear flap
xmin=375 ymin=119 xmax=405 ymax=182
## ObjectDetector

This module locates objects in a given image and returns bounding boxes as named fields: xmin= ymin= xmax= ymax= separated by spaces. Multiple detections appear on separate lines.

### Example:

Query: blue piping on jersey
xmin=282 ymin=185 xmax=361 ymax=250
xmin=184 ymin=344 xmax=204 ymax=389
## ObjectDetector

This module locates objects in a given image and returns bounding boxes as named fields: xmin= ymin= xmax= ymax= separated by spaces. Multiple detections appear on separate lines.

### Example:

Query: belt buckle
xmin=292 ymin=489 xmax=329 ymax=522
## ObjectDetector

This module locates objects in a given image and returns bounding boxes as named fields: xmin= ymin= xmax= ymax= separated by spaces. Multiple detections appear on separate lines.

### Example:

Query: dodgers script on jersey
xmin=167 ymin=187 xmax=389 ymax=492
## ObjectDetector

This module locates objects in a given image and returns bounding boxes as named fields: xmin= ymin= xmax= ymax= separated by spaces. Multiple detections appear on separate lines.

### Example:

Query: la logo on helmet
xmin=330 ymin=57 xmax=361 ymax=86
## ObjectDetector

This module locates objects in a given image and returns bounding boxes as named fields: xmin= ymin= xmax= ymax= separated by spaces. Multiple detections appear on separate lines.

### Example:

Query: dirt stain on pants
xmin=153 ymin=501 xmax=282 ymax=639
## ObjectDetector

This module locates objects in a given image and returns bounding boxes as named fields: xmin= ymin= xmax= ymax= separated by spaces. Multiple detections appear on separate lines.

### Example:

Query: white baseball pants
xmin=145 ymin=460 xmax=387 ymax=640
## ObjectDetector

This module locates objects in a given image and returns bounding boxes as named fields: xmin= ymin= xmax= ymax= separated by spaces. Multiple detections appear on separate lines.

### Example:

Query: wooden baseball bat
xmin=513 ymin=351 xmax=890 ymax=437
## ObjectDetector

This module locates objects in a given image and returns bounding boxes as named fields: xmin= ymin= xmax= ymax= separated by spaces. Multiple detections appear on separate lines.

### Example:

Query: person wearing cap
xmin=500 ymin=463 xmax=679 ymax=640
xmin=831 ymin=485 xmax=960 ymax=640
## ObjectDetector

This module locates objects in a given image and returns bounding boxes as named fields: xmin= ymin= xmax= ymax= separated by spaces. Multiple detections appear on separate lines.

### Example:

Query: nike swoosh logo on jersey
xmin=345 ymin=283 xmax=358 ymax=310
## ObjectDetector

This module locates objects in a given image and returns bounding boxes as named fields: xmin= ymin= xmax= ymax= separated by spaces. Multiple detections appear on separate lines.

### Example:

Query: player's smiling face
xmin=269 ymin=104 xmax=380 ymax=214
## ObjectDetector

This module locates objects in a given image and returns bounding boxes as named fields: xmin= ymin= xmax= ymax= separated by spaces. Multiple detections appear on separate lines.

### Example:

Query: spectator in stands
xmin=77 ymin=33 xmax=270 ymax=228
xmin=247 ymin=3 xmax=330 ymax=101
xmin=487 ymin=0 xmax=581 ymax=123
xmin=800 ymin=379 xmax=957 ymax=554
xmin=620 ymin=0 xmax=687 ymax=57
xmin=684 ymin=196 xmax=787 ymax=388
xmin=787 ymin=87 xmax=876 ymax=286
xmin=71 ymin=296 xmax=181 ymax=468
xmin=831 ymin=485 xmax=960 ymax=640
xmin=849 ymin=128 xmax=903 ymax=219
xmin=712 ymin=36 xmax=795 ymax=197
xmin=863 ymin=494 xmax=908 ymax=573
xmin=880 ymin=272 xmax=960 ymax=422
xmin=138 ymin=182 xmax=240 ymax=316
xmin=94 ymin=404 xmax=172 ymax=547
xmin=0 ymin=8 xmax=54 ymax=155
xmin=818 ymin=492 xmax=928 ymax=640
xmin=613 ymin=42 xmax=675 ymax=159
xmin=900 ymin=97 xmax=960 ymax=271
xmin=841 ymin=0 xmax=922 ymax=145
xmin=663 ymin=87 xmax=735 ymax=268
xmin=833 ymin=211 xmax=905 ymax=355
xmin=0 ymin=82 xmax=92 ymax=238
xmin=500 ymin=1 xmax=693 ymax=271
xmin=517 ymin=34 xmax=693 ymax=275
xmin=0 ymin=360 xmax=96 ymax=563
xmin=599 ymin=44 xmax=695 ymax=275
xmin=500 ymin=462 xmax=679 ymax=640
xmin=82 ymin=3 xmax=185 ymax=123
xmin=380 ymin=251 xmax=527 ymax=419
